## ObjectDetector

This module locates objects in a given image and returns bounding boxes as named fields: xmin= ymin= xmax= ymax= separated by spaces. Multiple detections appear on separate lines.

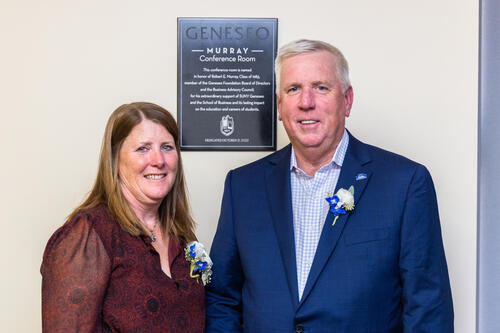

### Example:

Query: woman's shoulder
xmin=42 ymin=205 xmax=116 ymax=267
xmin=41 ymin=206 xmax=113 ymax=331
xmin=70 ymin=204 xmax=115 ymax=228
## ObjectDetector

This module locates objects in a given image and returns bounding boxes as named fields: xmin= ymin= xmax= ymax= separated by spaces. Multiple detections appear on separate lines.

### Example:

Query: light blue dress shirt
xmin=290 ymin=130 xmax=349 ymax=300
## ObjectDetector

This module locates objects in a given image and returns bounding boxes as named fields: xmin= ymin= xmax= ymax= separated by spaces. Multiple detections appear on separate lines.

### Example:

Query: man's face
xmin=277 ymin=51 xmax=353 ymax=156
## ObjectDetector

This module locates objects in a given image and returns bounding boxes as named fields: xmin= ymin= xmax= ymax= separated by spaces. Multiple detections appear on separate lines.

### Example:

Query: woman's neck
xmin=121 ymin=186 xmax=160 ymax=230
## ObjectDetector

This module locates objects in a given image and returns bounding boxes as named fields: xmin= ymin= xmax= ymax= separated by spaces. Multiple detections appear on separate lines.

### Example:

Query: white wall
xmin=0 ymin=0 xmax=477 ymax=331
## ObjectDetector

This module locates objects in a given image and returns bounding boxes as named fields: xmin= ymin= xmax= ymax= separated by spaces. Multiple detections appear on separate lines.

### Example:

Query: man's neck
xmin=292 ymin=131 xmax=347 ymax=176
xmin=294 ymin=146 xmax=337 ymax=177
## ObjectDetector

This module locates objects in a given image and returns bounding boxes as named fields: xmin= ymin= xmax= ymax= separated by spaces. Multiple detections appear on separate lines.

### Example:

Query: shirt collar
xmin=290 ymin=129 xmax=349 ymax=172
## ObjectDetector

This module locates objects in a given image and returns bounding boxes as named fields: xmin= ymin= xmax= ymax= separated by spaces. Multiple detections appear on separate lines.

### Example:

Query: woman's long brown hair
xmin=67 ymin=102 xmax=196 ymax=242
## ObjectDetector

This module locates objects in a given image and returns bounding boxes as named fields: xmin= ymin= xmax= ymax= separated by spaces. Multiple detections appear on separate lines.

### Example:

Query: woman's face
xmin=118 ymin=119 xmax=178 ymax=209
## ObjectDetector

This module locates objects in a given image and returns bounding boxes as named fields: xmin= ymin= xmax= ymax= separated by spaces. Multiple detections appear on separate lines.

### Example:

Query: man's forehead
xmin=280 ymin=51 xmax=338 ymax=81
xmin=282 ymin=50 xmax=337 ymax=64
xmin=281 ymin=52 xmax=337 ymax=75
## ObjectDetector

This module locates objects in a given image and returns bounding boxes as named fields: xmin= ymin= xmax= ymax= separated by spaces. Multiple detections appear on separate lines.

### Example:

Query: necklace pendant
xmin=151 ymin=233 xmax=156 ymax=242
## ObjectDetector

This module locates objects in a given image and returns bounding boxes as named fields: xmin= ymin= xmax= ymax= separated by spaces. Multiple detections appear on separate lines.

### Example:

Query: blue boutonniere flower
xmin=185 ymin=241 xmax=212 ymax=285
xmin=326 ymin=185 xmax=355 ymax=226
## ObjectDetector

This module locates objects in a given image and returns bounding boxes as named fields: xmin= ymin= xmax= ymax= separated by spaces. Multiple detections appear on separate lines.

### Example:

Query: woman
xmin=41 ymin=102 xmax=209 ymax=332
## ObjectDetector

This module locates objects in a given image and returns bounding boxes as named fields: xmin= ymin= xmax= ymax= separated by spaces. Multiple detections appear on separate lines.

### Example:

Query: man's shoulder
xmin=231 ymin=144 xmax=291 ymax=176
xmin=350 ymin=135 xmax=432 ymax=187
xmin=351 ymin=134 xmax=424 ymax=169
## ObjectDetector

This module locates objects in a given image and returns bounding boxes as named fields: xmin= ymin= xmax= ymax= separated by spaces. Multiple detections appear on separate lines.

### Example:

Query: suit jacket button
xmin=295 ymin=324 xmax=304 ymax=333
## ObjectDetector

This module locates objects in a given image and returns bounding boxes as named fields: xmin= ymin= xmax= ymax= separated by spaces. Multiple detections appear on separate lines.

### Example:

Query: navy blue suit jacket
xmin=206 ymin=132 xmax=453 ymax=332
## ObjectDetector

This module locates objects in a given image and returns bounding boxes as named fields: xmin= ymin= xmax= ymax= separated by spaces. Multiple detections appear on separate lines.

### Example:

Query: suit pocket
xmin=344 ymin=227 xmax=390 ymax=246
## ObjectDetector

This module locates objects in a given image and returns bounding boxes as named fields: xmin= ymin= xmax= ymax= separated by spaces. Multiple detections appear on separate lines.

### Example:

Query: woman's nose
xmin=150 ymin=149 xmax=165 ymax=167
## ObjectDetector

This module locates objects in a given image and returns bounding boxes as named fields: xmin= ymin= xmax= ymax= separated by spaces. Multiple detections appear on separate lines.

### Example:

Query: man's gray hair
xmin=274 ymin=39 xmax=351 ymax=95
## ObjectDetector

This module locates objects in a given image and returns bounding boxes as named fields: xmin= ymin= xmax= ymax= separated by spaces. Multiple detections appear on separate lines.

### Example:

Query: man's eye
xmin=287 ymin=87 xmax=298 ymax=93
xmin=317 ymin=86 xmax=329 ymax=91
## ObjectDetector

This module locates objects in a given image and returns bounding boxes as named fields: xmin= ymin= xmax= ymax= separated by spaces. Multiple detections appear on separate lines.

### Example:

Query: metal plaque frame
xmin=178 ymin=17 xmax=278 ymax=151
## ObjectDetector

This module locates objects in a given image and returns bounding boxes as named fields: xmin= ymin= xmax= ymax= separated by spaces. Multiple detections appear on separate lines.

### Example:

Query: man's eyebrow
xmin=312 ymin=80 xmax=330 ymax=86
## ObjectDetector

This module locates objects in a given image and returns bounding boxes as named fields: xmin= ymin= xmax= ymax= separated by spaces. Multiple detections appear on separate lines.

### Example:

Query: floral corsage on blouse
xmin=326 ymin=186 xmax=355 ymax=227
xmin=185 ymin=241 xmax=212 ymax=285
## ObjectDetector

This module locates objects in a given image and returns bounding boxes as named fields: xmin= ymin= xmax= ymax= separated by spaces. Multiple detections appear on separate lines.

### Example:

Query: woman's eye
xmin=161 ymin=144 xmax=173 ymax=151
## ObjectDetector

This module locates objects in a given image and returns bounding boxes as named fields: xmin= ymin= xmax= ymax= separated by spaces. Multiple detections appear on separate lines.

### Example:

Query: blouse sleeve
xmin=41 ymin=213 xmax=111 ymax=332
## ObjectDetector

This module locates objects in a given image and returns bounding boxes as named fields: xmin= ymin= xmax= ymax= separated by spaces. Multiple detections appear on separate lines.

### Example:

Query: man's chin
xmin=293 ymin=138 xmax=324 ymax=149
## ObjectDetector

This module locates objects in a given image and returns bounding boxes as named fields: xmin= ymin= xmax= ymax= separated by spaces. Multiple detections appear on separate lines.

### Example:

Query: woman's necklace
xmin=149 ymin=221 xmax=159 ymax=242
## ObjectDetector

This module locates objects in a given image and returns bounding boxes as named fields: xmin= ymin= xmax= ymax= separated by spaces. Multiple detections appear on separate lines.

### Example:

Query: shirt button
xmin=295 ymin=324 xmax=304 ymax=333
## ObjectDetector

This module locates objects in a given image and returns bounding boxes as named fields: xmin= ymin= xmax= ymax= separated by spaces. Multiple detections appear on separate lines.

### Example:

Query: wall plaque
xmin=178 ymin=17 xmax=278 ymax=150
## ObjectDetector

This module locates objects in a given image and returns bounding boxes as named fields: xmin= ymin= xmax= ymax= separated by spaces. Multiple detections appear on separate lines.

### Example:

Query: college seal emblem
xmin=220 ymin=115 xmax=234 ymax=136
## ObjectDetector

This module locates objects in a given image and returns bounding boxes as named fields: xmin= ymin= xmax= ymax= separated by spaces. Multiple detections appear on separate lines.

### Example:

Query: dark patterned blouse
xmin=41 ymin=205 xmax=205 ymax=332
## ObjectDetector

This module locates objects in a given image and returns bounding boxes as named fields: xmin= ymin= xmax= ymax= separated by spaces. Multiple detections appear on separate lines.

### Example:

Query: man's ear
xmin=344 ymin=86 xmax=354 ymax=117
xmin=277 ymin=95 xmax=282 ymax=121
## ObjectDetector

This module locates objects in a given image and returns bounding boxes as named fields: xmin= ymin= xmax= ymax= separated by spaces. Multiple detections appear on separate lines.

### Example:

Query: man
xmin=206 ymin=39 xmax=453 ymax=332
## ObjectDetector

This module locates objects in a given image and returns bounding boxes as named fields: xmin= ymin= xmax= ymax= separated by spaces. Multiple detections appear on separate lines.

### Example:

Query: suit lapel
xmin=298 ymin=133 xmax=372 ymax=307
xmin=265 ymin=145 xmax=300 ymax=308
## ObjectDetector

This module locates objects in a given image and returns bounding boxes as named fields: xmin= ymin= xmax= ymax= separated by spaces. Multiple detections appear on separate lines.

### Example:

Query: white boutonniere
xmin=185 ymin=241 xmax=212 ymax=285
xmin=325 ymin=186 xmax=355 ymax=226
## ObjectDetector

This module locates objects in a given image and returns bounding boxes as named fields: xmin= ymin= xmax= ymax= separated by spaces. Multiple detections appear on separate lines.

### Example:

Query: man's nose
xmin=299 ymin=88 xmax=315 ymax=110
